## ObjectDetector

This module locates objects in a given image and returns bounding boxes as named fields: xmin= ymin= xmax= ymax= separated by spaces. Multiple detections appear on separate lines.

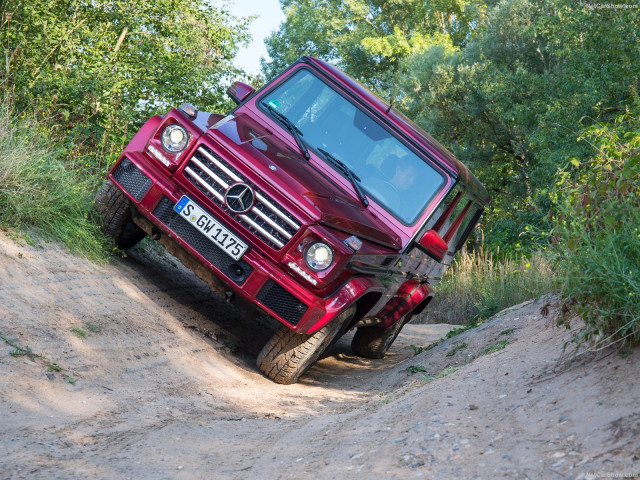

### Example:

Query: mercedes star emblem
xmin=225 ymin=183 xmax=255 ymax=214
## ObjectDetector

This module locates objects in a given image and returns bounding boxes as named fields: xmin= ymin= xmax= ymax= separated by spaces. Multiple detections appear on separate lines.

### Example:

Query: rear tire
xmin=94 ymin=179 xmax=146 ymax=250
xmin=351 ymin=316 xmax=409 ymax=359
xmin=257 ymin=305 xmax=356 ymax=385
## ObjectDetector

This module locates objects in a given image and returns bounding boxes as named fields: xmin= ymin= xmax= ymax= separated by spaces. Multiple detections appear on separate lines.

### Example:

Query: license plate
xmin=174 ymin=196 xmax=248 ymax=261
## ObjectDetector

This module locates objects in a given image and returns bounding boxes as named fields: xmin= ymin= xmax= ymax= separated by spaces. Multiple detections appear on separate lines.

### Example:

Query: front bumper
xmin=109 ymin=153 xmax=377 ymax=333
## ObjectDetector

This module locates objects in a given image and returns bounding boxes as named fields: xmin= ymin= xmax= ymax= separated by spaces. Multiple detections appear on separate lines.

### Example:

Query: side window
xmin=421 ymin=185 xmax=483 ymax=252
xmin=441 ymin=196 xmax=470 ymax=243
xmin=423 ymin=185 xmax=462 ymax=233
xmin=448 ymin=202 xmax=483 ymax=252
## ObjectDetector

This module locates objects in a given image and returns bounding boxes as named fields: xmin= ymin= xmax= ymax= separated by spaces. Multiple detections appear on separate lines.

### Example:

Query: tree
xmin=0 ymin=0 xmax=250 ymax=170
xmin=396 ymin=0 xmax=640 ymax=251
xmin=262 ymin=0 xmax=484 ymax=92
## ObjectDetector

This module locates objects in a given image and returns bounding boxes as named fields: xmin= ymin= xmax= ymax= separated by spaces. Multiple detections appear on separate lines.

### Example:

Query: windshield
xmin=260 ymin=68 xmax=446 ymax=224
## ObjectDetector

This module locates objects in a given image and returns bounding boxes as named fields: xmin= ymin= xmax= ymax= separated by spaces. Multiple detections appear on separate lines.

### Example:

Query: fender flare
xmin=124 ymin=115 xmax=164 ymax=152
xmin=377 ymin=280 xmax=433 ymax=329
xmin=303 ymin=277 xmax=385 ymax=334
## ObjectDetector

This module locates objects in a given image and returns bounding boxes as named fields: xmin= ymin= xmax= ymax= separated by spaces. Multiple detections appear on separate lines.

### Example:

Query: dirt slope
xmin=0 ymin=235 xmax=638 ymax=480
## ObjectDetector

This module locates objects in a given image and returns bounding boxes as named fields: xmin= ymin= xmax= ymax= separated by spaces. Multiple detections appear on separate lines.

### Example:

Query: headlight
xmin=161 ymin=124 xmax=189 ymax=153
xmin=305 ymin=242 xmax=334 ymax=271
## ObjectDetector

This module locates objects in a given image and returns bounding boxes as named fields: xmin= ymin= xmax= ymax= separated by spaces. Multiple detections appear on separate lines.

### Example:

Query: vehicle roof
xmin=300 ymin=56 xmax=490 ymax=204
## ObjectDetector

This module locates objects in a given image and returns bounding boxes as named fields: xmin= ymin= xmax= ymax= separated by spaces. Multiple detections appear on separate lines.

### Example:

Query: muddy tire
xmin=351 ymin=316 xmax=408 ymax=359
xmin=94 ymin=179 xmax=146 ymax=250
xmin=257 ymin=305 xmax=356 ymax=385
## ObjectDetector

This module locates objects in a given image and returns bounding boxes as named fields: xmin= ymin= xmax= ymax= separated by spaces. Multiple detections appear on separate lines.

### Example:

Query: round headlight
xmin=305 ymin=242 xmax=334 ymax=271
xmin=161 ymin=124 xmax=189 ymax=153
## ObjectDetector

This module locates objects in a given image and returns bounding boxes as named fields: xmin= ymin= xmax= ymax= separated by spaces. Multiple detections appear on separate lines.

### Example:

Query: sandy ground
xmin=0 ymin=234 xmax=638 ymax=480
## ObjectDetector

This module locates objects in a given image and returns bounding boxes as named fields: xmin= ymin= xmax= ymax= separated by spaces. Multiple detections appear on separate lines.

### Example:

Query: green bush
xmin=1 ymin=1 xmax=249 ymax=172
xmin=418 ymin=248 xmax=555 ymax=325
xmin=0 ymin=99 xmax=108 ymax=259
xmin=551 ymin=108 xmax=640 ymax=349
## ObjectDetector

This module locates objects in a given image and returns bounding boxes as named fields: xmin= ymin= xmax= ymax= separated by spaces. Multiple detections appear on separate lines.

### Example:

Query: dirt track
xmin=0 ymin=235 xmax=638 ymax=479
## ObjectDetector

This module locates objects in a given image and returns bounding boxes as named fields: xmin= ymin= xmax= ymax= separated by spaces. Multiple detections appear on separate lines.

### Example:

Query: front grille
xmin=257 ymin=280 xmax=308 ymax=327
xmin=183 ymin=145 xmax=300 ymax=250
xmin=153 ymin=197 xmax=252 ymax=285
xmin=113 ymin=158 xmax=152 ymax=201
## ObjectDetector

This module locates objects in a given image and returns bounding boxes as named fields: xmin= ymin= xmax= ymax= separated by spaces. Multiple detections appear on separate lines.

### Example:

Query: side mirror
xmin=417 ymin=230 xmax=448 ymax=262
xmin=227 ymin=81 xmax=255 ymax=105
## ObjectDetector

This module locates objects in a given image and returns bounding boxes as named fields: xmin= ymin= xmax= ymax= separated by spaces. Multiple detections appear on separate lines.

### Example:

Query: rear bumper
xmin=109 ymin=153 xmax=381 ymax=333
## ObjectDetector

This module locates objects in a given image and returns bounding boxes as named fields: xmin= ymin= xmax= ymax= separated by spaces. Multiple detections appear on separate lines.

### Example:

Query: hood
xmin=206 ymin=112 xmax=401 ymax=249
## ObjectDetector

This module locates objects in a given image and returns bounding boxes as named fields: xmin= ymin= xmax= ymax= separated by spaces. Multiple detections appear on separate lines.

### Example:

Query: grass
xmin=410 ymin=344 xmax=438 ymax=355
xmin=446 ymin=342 xmax=468 ymax=357
xmin=0 ymin=99 xmax=109 ymax=260
xmin=406 ymin=365 xmax=427 ymax=375
xmin=446 ymin=324 xmax=478 ymax=338
xmin=86 ymin=323 xmax=101 ymax=333
xmin=418 ymin=247 xmax=556 ymax=325
xmin=71 ymin=327 xmax=87 ymax=340
xmin=1 ymin=330 xmax=74 ymax=382
xmin=549 ymin=110 xmax=640 ymax=351
xmin=484 ymin=339 xmax=509 ymax=354
xmin=0 ymin=330 xmax=41 ymax=360
xmin=418 ymin=367 xmax=458 ymax=384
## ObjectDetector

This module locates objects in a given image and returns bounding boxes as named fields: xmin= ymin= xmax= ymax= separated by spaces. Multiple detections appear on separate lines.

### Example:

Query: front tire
xmin=257 ymin=305 xmax=356 ymax=385
xmin=94 ymin=179 xmax=146 ymax=250
xmin=351 ymin=316 xmax=409 ymax=359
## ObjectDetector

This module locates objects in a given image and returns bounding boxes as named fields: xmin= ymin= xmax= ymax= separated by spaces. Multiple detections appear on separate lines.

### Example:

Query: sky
xmin=226 ymin=0 xmax=286 ymax=75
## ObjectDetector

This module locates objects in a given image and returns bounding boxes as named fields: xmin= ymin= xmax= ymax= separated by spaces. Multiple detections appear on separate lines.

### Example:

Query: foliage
xmin=418 ymin=248 xmax=555 ymax=325
xmin=410 ymin=344 xmax=437 ymax=355
xmin=551 ymin=108 xmax=640 ymax=349
xmin=445 ymin=323 xmax=479 ymax=338
xmin=0 ymin=1 xmax=250 ymax=252
xmin=263 ymin=0 xmax=484 ymax=90
xmin=71 ymin=327 xmax=87 ymax=340
xmin=0 ymin=330 xmax=40 ymax=360
xmin=484 ymin=339 xmax=508 ymax=354
xmin=396 ymin=0 xmax=640 ymax=254
xmin=1 ymin=0 xmax=250 ymax=173
xmin=406 ymin=365 xmax=427 ymax=375
xmin=0 ymin=99 xmax=109 ymax=259
xmin=446 ymin=342 xmax=467 ymax=356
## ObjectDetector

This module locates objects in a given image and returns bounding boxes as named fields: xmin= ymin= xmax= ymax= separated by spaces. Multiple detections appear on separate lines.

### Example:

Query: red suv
xmin=95 ymin=56 xmax=489 ymax=384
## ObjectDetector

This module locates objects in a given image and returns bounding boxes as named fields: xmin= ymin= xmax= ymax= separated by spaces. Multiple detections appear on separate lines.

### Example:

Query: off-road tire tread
xmin=94 ymin=180 xmax=145 ymax=250
xmin=257 ymin=306 xmax=356 ymax=385
xmin=351 ymin=319 xmax=405 ymax=359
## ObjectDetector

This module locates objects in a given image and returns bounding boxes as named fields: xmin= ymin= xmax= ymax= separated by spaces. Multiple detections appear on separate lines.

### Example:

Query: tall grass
xmin=551 ymin=109 xmax=640 ymax=350
xmin=418 ymin=248 xmax=556 ymax=325
xmin=0 ymin=100 xmax=108 ymax=259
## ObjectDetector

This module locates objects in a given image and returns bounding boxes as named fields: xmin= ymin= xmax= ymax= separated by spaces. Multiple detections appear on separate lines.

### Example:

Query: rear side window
xmin=449 ymin=203 xmax=483 ymax=252
xmin=421 ymin=185 xmax=483 ymax=253
xmin=423 ymin=186 xmax=462 ymax=232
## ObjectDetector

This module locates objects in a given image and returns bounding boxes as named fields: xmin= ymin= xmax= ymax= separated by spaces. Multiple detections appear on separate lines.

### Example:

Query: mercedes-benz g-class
xmin=95 ymin=56 xmax=489 ymax=384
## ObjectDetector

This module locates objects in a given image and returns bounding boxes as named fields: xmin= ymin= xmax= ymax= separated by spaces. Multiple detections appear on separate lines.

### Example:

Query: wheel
xmin=351 ymin=316 xmax=409 ymax=359
xmin=257 ymin=305 xmax=356 ymax=385
xmin=94 ymin=179 xmax=146 ymax=250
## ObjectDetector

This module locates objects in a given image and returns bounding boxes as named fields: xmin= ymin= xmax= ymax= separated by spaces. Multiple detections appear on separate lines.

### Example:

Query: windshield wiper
xmin=260 ymin=102 xmax=310 ymax=160
xmin=317 ymin=148 xmax=369 ymax=207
